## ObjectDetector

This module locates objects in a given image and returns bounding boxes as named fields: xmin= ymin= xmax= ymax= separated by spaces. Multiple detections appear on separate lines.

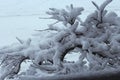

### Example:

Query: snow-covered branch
xmin=45 ymin=4 xmax=84 ymax=26
xmin=1 ymin=0 xmax=120 ymax=80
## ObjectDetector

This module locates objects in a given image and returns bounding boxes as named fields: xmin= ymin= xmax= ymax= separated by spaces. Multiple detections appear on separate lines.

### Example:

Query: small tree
xmin=1 ymin=0 xmax=120 ymax=80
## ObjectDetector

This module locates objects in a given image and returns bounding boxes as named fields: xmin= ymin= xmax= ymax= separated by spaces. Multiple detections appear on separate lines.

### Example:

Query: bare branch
xmin=16 ymin=37 xmax=24 ymax=44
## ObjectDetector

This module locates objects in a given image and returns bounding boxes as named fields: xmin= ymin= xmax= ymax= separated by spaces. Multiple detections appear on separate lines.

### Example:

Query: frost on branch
xmin=45 ymin=4 xmax=84 ymax=26
xmin=1 ymin=0 xmax=120 ymax=80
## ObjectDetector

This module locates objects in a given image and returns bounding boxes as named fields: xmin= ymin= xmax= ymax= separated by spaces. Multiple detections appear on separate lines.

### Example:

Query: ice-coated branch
xmin=92 ymin=1 xmax=99 ymax=10
xmin=98 ymin=0 xmax=112 ymax=23
xmin=99 ymin=0 xmax=112 ymax=11
xmin=86 ymin=0 xmax=112 ymax=28
xmin=45 ymin=4 xmax=84 ymax=26
xmin=0 ymin=55 xmax=28 ymax=80
xmin=92 ymin=0 xmax=112 ymax=10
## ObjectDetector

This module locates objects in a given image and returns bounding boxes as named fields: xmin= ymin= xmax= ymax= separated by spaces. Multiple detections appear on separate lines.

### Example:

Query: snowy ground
xmin=0 ymin=0 xmax=120 ymax=74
